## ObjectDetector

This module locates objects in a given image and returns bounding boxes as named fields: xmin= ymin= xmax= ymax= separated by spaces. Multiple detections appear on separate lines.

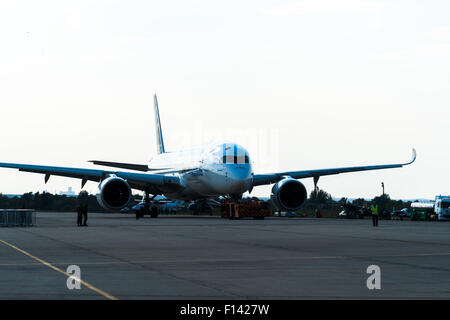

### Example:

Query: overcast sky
xmin=0 ymin=0 xmax=449 ymax=200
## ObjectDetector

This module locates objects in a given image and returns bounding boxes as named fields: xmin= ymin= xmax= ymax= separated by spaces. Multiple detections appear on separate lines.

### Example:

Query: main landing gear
xmin=135 ymin=189 xmax=159 ymax=219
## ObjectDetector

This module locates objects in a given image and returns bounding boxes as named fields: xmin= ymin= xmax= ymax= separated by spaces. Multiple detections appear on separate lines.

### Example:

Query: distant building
xmin=59 ymin=187 xmax=77 ymax=197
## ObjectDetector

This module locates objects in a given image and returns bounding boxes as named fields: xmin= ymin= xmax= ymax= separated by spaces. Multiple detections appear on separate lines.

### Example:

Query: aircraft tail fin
xmin=153 ymin=94 xmax=165 ymax=154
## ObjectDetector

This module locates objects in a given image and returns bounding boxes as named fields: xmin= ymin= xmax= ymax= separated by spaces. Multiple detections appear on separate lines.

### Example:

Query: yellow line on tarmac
xmin=0 ymin=239 xmax=118 ymax=300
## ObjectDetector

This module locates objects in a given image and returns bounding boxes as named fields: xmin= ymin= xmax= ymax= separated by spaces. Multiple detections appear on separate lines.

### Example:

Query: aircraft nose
xmin=228 ymin=165 xmax=251 ymax=180
xmin=225 ymin=165 xmax=251 ymax=192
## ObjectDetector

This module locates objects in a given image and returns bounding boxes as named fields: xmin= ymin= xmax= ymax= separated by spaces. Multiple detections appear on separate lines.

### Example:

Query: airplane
xmin=0 ymin=94 xmax=417 ymax=215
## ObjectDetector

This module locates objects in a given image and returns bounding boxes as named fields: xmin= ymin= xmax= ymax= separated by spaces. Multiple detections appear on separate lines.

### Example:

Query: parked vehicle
xmin=338 ymin=209 xmax=362 ymax=219
xmin=435 ymin=196 xmax=450 ymax=221
xmin=339 ymin=203 xmax=370 ymax=219
xmin=391 ymin=208 xmax=410 ymax=220
xmin=410 ymin=202 xmax=435 ymax=221
xmin=120 ymin=207 xmax=130 ymax=214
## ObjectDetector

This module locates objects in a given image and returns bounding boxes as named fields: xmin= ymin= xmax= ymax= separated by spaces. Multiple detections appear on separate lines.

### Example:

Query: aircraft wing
xmin=252 ymin=148 xmax=416 ymax=186
xmin=0 ymin=162 xmax=181 ymax=191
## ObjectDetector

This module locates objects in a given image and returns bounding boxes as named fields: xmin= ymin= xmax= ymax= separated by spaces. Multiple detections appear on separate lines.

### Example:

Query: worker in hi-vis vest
xmin=371 ymin=203 xmax=379 ymax=227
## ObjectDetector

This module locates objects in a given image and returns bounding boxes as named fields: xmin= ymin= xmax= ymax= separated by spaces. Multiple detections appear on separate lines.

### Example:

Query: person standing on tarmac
xmin=82 ymin=204 xmax=88 ymax=226
xmin=76 ymin=205 xmax=83 ymax=227
xmin=371 ymin=203 xmax=379 ymax=227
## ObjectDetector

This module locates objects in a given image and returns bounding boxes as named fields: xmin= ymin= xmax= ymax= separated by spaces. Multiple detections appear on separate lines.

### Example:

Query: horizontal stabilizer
xmin=89 ymin=160 xmax=149 ymax=172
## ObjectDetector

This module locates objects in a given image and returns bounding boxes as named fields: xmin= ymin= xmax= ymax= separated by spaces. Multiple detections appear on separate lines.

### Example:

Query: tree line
xmin=0 ymin=191 xmax=141 ymax=212
xmin=304 ymin=188 xmax=413 ymax=214
xmin=0 ymin=191 xmax=106 ymax=212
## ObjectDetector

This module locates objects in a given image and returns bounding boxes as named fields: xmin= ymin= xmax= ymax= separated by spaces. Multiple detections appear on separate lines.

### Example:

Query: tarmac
xmin=0 ymin=212 xmax=449 ymax=299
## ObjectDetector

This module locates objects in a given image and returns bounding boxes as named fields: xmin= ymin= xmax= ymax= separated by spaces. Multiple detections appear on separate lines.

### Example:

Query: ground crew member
xmin=82 ymin=204 xmax=88 ymax=226
xmin=371 ymin=203 xmax=379 ymax=227
xmin=76 ymin=205 xmax=83 ymax=227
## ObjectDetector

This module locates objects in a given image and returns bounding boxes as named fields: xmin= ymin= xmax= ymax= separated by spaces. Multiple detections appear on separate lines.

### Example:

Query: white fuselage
xmin=148 ymin=142 xmax=253 ymax=200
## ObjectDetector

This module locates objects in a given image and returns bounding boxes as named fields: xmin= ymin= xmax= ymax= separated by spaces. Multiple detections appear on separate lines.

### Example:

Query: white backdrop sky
xmin=0 ymin=0 xmax=449 ymax=200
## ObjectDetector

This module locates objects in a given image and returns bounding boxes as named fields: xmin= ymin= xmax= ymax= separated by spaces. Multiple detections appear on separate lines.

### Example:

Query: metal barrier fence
xmin=0 ymin=210 xmax=36 ymax=227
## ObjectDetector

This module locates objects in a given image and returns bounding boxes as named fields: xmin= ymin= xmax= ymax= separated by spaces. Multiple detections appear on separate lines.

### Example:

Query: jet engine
xmin=96 ymin=176 xmax=132 ymax=211
xmin=271 ymin=177 xmax=307 ymax=211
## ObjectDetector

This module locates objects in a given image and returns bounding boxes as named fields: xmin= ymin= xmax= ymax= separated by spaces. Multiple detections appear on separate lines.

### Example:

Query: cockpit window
xmin=221 ymin=144 xmax=249 ymax=164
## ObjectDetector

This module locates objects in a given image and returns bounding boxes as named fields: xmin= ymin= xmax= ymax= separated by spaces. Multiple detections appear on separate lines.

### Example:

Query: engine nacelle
xmin=271 ymin=177 xmax=307 ymax=211
xmin=96 ymin=176 xmax=131 ymax=211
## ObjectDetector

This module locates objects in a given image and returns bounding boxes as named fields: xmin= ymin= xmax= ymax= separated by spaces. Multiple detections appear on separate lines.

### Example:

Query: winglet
xmin=154 ymin=94 xmax=165 ymax=154
xmin=404 ymin=148 xmax=417 ymax=165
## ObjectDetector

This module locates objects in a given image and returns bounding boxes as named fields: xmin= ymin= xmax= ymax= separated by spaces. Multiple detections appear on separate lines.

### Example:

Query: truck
xmin=435 ymin=195 xmax=450 ymax=221
xmin=410 ymin=202 xmax=435 ymax=221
